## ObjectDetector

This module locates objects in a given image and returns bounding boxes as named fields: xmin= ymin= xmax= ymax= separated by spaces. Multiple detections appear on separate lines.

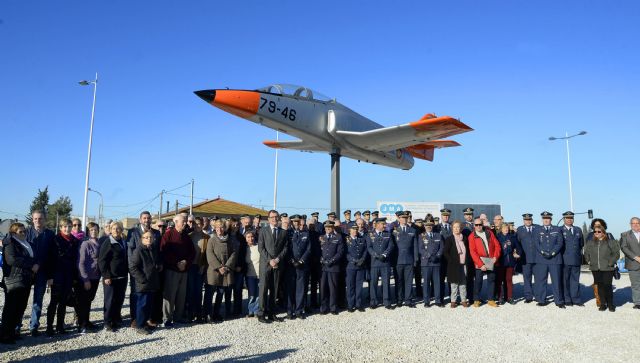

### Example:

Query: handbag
xmin=613 ymin=265 xmax=621 ymax=280
xmin=4 ymin=266 xmax=33 ymax=292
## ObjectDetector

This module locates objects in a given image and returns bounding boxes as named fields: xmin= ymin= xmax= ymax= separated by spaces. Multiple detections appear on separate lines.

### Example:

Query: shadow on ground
xmin=10 ymin=337 xmax=162 ymax=362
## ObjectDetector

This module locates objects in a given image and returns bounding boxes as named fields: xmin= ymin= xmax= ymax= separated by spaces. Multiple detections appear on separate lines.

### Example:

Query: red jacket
xmin=160 ymin=228 xmax=196 ymax=272
xmin=468 ymin=229 xmax=501 ymax=269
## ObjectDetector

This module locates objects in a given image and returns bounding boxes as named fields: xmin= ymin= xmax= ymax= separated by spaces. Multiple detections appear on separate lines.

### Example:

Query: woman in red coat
xmin=468 ymin=218 xmax=501 ymax=307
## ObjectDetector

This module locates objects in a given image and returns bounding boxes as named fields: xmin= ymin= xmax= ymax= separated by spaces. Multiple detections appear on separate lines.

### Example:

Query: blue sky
xmin=1 ymin=1 xmax=638 ymax=236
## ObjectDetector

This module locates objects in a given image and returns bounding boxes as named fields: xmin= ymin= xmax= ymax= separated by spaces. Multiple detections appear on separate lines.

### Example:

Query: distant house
xmin=0 ymin=219 xmax=28 ymax=239
xmin=157 ymin=197 xmax=269 ymax=223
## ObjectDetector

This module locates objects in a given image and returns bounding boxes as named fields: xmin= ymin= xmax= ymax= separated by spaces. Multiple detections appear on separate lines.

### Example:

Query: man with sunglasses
xmin=468 ymin=218 xmax=501 ymax=307
xmin=561 ymin=211 xmax=584 ymax=306
xmin=534 ymin=211 xmax=565 ymax=308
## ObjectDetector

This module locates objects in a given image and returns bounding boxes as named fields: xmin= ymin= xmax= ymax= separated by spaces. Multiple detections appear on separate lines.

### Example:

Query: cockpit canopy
xmin=256 ymin=84 xmax=333 ymax=102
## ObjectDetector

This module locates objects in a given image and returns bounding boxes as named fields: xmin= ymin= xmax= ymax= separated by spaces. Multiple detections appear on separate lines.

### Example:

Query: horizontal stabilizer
xmin=262 ymin=139 xmax=327 ymax=153
xmin=336 ymin=114 xmax=472 ymax=152
xmin=406 ymin=139 xmax=461 ymax=161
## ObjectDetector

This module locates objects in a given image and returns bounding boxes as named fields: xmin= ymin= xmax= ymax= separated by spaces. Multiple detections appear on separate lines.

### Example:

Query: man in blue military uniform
xmin=307 ymin=215 xmax=322 ymax=310
xmin=437 ymin=208 xmax=453 ymax=302
xmin=461 ymin=207 xmax=475 ymax=301
xmin=462 ymin=207 xmax=475 ymax=236
xmin=310 ymin=212 xmax=324 ymax=234
xmin=367 ymin=218 xmax=396 ymax=309
xmin=516 ymin=213 xmax=538 ymax=303
xmin=412 ymin=218 xmax=424 ymax=299
xmin=345 ymin=225 xmax=369 ymax=312
xmin=362 ymin=210 xmax=372 ymax=229
xmin=561 ymin=211 xmax=584 ymax=306
xmin=286 ymin=215 xmax=311 ymax=319
xmin=319 ymin=221 xmax=344 ymax=315
xmin=419 ymin=220 xmax=445 ymax=307
xmin=393 ymin=212 xmax=419 ymax=307
xmin=342 ymin=210 xmax=356 ymax=234
xmin=534 ymin=211 xmax=565 ymax=308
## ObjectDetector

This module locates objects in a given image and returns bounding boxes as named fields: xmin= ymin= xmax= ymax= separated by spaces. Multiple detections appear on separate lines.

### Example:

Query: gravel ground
xmin=1 ymin=272 xmax=638 ymax=362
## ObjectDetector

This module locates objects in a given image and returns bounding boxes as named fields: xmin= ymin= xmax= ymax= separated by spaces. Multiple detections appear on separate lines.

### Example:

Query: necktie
xmin=545 ymin=227 xmax=549 ymax=232
xmin=445 ymin=224 xmax=449 ymax=232
xmin=527 ymin=227 xmax=531 ymax=234
xmin=402 ymin=226 xmax=406 ymax=233
xmin=429 ymin=233 xmax=432 ymax=239
xmin=272 ymin=228 xmax=277 ymax=240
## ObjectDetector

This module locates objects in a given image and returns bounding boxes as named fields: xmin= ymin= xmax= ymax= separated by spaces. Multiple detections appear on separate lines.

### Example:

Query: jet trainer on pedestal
xmin=195 ymin=83 xmax=472 ymax=213
xmin=194 ymin=84 xmax=472 ymax=170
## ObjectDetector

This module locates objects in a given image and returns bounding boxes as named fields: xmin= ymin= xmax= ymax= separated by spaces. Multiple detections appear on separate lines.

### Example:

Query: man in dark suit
xmin=620 ymin=217 xmax=640 ymax=309
xmin=257 ymin=210 xmax=288 ymax=323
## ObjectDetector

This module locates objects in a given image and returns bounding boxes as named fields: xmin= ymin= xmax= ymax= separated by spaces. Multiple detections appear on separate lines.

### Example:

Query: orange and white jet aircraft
xmin=195 ymin=84 xmax=472 ymax=170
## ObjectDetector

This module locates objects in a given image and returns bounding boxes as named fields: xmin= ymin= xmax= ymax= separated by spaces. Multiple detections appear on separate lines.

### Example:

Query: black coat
xmin=233 ymin=230 xmax=248 ymax=274
xmin=45 ymin=234 xmax=80 ymax=290
xmin=98 ymin=236 xmax=128 ymax=280
xmin=443 ymin=235 xmax=472 ymax=284
xmin=2 ymin=236 xmax=36 ymax=290
xmin=129 ymin=244 xmax=162 ymax=292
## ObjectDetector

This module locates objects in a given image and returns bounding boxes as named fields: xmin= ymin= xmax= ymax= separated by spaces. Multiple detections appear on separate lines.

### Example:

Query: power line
xmin=103 ymin=181 xmax=192 ymax=209
xmin=0 ymin=209 xmax=24 ymax=216
xmin=104 ymin=194 xmax=160 ymax=209
xmin=164 ymin=191 xmax=208 ymax=201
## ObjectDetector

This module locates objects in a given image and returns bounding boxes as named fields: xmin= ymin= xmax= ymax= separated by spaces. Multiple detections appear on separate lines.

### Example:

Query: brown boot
xmin=450 ymin=302 xmax=457 ymax=308
xmin=487 ymin=300 xmax=499 ymax=307
xmin=592 ymin=284 xmax=601 ymax=308
xmin=130 ymin=320 xmax=137 ymax=328
xmin=462 ymin=301 xmax=469 ymax=308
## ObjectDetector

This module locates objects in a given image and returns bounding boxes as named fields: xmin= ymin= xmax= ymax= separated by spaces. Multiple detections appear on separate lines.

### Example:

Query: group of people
xmin=1 ymin=208 xmax=639 ymax=344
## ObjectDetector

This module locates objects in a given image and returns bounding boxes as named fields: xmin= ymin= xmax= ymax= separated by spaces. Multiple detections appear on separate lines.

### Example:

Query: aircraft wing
xmin=335 ymin=114 xmax=472 ymax=152
xmin=262 ymin=139 xmax=328 ymax=153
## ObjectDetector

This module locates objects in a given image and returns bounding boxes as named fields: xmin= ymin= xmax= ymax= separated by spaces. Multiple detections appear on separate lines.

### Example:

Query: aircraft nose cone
xmin=194 ymin=89 xmax=216 ymax=103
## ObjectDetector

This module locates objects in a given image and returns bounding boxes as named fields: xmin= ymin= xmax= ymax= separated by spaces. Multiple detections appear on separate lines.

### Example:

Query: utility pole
xmin=159 ymin=190 xmax=164 ymax=220
xmin=190 ymin=179 xmax=194 ymax=216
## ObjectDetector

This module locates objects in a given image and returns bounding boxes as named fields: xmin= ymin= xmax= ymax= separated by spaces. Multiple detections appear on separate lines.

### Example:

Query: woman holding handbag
xmin=0 ymin=223 xmax=36 ymax=344
xmin=584 ymin=226 xmax=620 ymax=312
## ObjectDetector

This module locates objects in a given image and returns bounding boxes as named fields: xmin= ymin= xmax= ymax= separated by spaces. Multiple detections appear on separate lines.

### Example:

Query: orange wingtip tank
xmin=263 ymin=140 xmax=283 ymax=148
xmin=409 ymin=116 xmax=473 ymax=132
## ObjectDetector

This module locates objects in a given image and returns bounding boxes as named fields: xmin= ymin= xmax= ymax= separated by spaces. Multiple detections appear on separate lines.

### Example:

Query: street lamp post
xmin=549 ymin=131 xmax=587 ymax=212
xmin=88 ymin=187 xmax=103 ymax=227
xmin=79 ymin=73 xmax=98 ymax=228
xmin=273 ymin=131 xmax=279 ymax=210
